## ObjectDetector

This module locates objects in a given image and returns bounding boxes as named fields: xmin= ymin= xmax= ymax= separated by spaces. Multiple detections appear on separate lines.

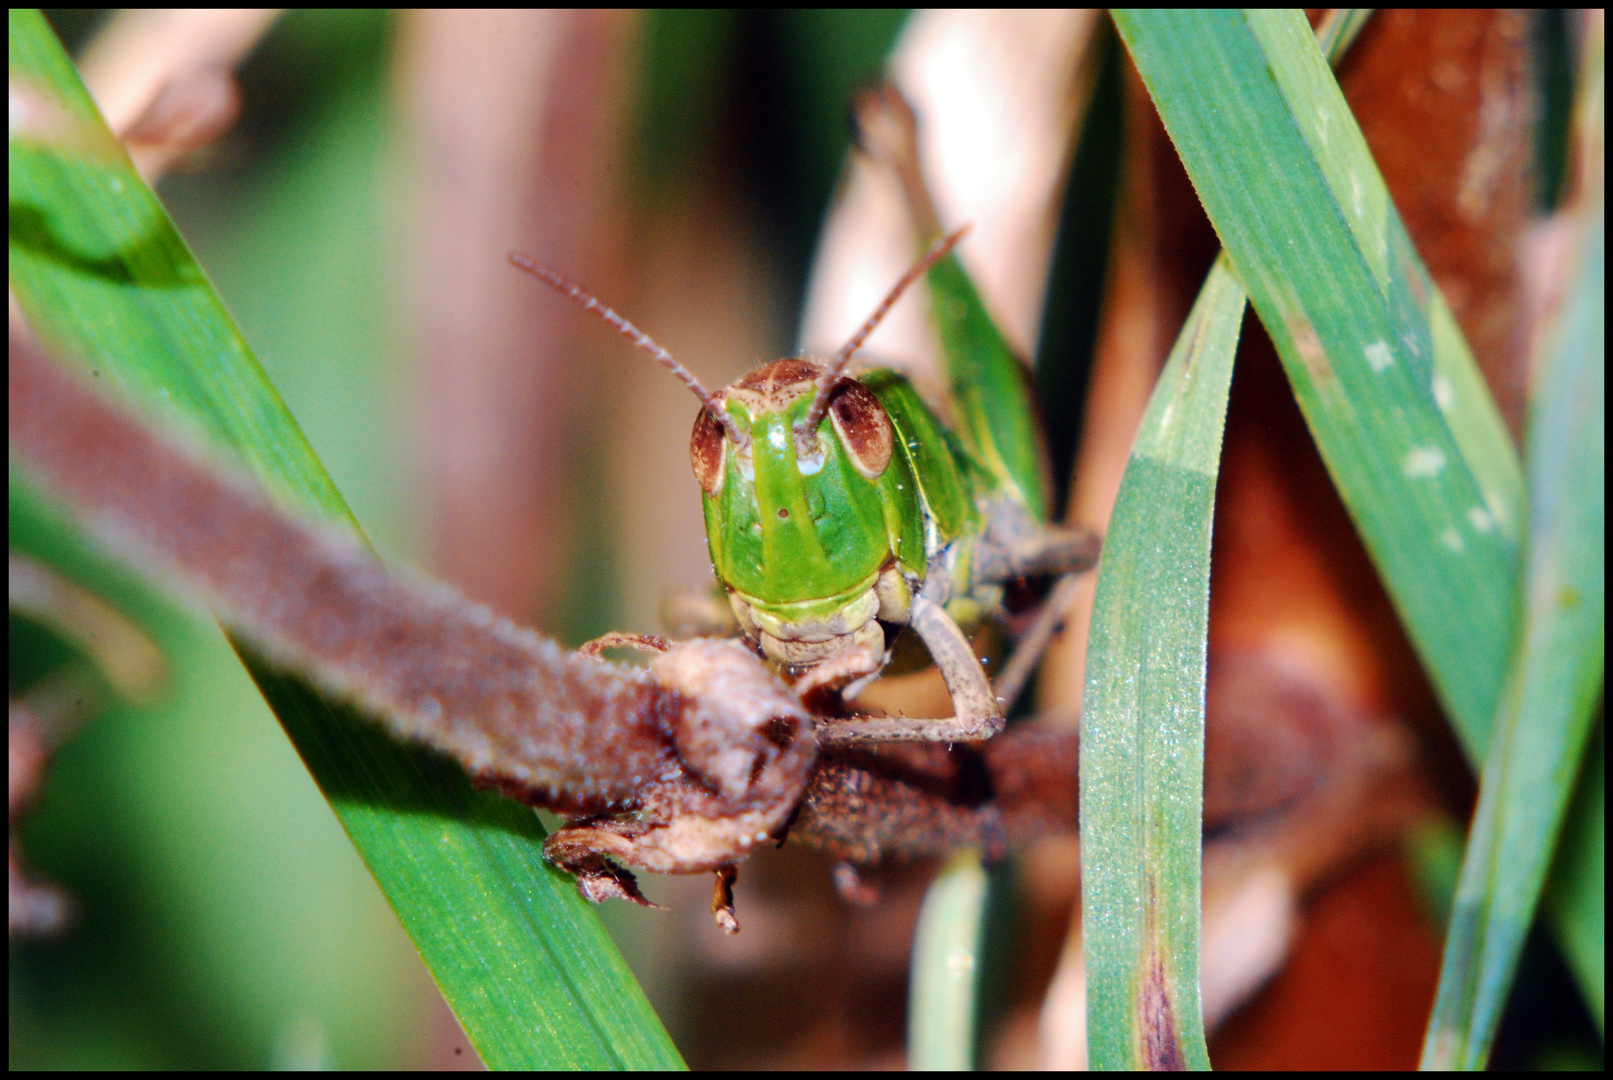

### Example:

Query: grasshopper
xmin=513 ymin=88 xmax=1098 ymax=745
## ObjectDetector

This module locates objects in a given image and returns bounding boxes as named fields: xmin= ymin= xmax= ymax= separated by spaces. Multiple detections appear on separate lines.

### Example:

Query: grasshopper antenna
xmin=796 ymin=225 xmax=969 ymax=441
xmin=509 ymin=254 xmax=749 ymax=448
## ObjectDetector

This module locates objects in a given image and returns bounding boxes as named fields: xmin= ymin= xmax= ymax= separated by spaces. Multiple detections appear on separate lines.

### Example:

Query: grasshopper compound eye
xmin=689 ymin=406 xmax=729 ymax=495
xmin=826 ymin=379 xmax=892 ymax=480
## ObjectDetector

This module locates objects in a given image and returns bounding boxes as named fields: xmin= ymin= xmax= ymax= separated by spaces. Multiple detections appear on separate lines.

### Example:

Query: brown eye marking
xmin=777 ymin=507 xmax=788 ymax=519
xmin=689 ymin=407 xmax=727 ymax=495
xmin=828 ymin=378 xmax=893 ymax=480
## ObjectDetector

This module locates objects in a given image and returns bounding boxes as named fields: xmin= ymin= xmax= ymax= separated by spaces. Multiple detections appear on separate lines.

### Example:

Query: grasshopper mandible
xmin=512 ymin=88 xmax=1098 ymax=744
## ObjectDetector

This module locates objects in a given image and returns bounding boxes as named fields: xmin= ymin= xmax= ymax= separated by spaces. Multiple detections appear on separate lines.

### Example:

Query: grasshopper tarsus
xmin=544 ymin=835 xmax=656 ymax=908
xmin=711 ymin=865 xmax=741 ymax=934
xmin=576 ymin=631 xmax=672 ymax=659
xmin=832 ymin=861 xmax=883 ymax=907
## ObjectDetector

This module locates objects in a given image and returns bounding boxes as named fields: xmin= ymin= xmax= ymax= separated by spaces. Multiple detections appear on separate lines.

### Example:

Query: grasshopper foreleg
xmin=816 ymin=595 xmax=1004 ymax=744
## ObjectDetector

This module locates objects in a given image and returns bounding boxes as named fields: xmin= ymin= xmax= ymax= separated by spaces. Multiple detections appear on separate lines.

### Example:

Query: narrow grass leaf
xmin=1113 ymin=8 xmax=1526 ymax=760
xmin=1116 ymin=8 xmax=1606 ymax=1059
xmin=8 ymin=10 xmax=680 ymax=1068
xmin=1422 ymin=183 xmax=1605 ymax=1067
xmin=1547 ymin=719 xmax=1605 ymax=1036
xmin=1543 ymin=15 xmax=1607 ymax=1037
xmin=1313 ymin=7 xmax=1374 ymax=65
xmin=1081 ymin=255 xmax=1245 ymax=1070
xmin=908 ymin=850 xmax=991 ymax=1070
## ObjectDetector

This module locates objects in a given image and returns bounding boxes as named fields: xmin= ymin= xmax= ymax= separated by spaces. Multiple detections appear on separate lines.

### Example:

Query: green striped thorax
xmin=690 ymin=358 xmax=982 ymax=669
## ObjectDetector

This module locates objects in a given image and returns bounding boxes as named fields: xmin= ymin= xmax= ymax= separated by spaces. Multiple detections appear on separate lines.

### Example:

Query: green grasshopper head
xmin=511 ymin=228 xmax=965 ymax=669
xmin=690 ymin=359 xmax=904 ymax=664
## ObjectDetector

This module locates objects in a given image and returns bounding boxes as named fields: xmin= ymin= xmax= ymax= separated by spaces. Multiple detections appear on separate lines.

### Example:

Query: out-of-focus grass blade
xmin=1113 ymin=8 xmax=1525 ymax=760
xmin=908 ymin=850 xmax=990 ymax=1070
xmin=1543 ymin=13 xmax=1606 ymax=1039
xmin=1081 ymin=256 xmax=1245 ymax=1070
xmin=1313 ymin=7 xmax=1374 ymax=64
xmin=8 ymin=10 xmax=681 ymax=1068
xmin=1422 ymin=33 xmax=1605 ymax=1058
xmin=1548 ymin=720 xmax=1605 ymax=1036
xmin=1422 ymin=212 xmax=1604 ymax=1066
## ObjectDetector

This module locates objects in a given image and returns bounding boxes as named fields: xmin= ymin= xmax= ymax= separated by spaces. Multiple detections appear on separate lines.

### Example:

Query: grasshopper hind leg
xmin=988 ymin=572 xmax=1085 ymax=717
xmin=972 ymin=516 xmax=1102 ymax=715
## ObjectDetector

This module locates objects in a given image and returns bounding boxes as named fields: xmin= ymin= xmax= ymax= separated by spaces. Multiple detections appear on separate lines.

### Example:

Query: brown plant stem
xmin=9 ymin=329 xmax=1101 ymax=909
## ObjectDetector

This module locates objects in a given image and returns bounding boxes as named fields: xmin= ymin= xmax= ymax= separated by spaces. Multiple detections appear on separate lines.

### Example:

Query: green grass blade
xmin=1116 ymin=8 xmax=1605 ymax=1060
xmin=1548 ymin=719 xmax=1605 ymax=1036
xmin=1113 ymin=8 xmax=1526 ymax=759
xmin=1542 ymin=15 xmax=1606 ymax=1038
xmin=1421 ymin=187 xmax=1605 ymax=1068
xmin=9 ymin=10 xmax=681 ymax=1068
xmin=1081 ymin=256 xmax=1245 ymax=1070
xmin=1313 ymin=8 xmax=1374 ymax=65
xmin=908 ymin=851 xmax=991 ymax=1070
